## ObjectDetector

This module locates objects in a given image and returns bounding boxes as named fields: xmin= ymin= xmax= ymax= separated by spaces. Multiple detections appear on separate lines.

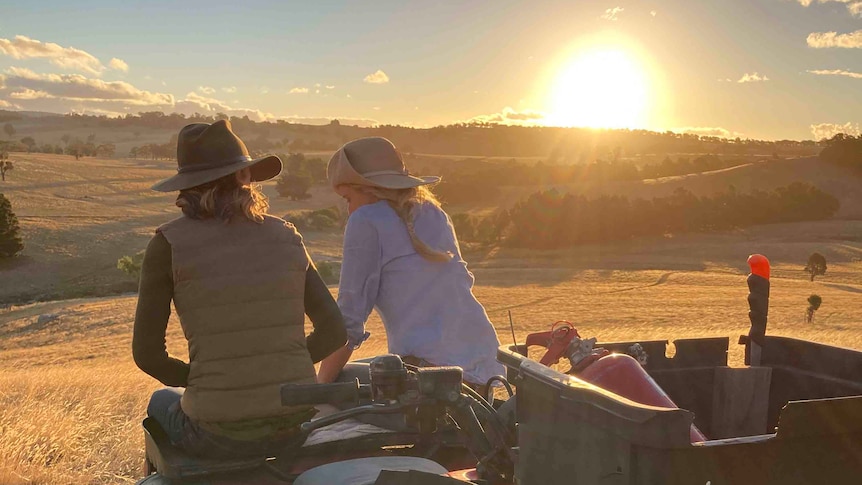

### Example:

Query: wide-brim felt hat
xmin=327 ymin=137 xmax=439 ymax=190
xmin=152 ymin=119 xmax=282 ymax=192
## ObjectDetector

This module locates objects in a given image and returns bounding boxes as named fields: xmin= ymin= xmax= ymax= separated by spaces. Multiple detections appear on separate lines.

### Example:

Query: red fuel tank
xmin=577 ymin=353 xmax=707 ymax=442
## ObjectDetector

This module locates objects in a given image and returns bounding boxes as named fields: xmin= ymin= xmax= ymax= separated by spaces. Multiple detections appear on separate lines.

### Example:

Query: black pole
xmin=746 ymin=254 xmax=770 ymax=366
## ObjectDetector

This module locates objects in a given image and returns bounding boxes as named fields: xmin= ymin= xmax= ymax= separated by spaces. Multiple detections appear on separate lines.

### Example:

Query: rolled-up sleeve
xmin=337 ymin=215 xmax=381 ymax=349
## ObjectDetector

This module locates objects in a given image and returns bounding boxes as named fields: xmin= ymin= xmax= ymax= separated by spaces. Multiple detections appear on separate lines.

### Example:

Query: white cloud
xmin=0 ymin=35 xmax=105 ymax=75
xmin=601 ymin=7 xmax=624 ymax=20
xmin=469 ymin=106 xmax=546 ymax=125
xmin=289 ymin=87 xmax=309 ymax=94
xmin=372 ymin=106 xmax=381 ymax=110
xmin=4 ymin=67 xmax=174 ymax=105
xmin=807 ymin=68 xmax=862 ymax=79
xmin=260 ymin=86 xmax=270 ymax=94
xmin=737 ymin=72 xmax=770 ymax=83
xmin=810 ymin=122 xmax=861 ymax=139
xmin=807 ymin=30 xmax=862 ymax=48
xmin=325 ymin=85 xmax=335 ymax=90
xmin=651 ymin=10 xmax=657 ymax=17
xmin=109 ymin=58 xmax=129 ymax=72
xmin=222 ymin=86 xmax=237 ymax=93
xmin=363 ymin=70 xmax=390 ymax=84
xmin=198 ymin=86 xmax=216 ymax=95
xmin=850 ymin=2 xmax=862 ymax=16
xmin=0 ymin=99 xmax=19 ymax=108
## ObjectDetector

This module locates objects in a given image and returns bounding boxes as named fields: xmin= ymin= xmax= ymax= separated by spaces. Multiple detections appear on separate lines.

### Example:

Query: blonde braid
xmin=355 ymin=185 xmax=452 ymax=263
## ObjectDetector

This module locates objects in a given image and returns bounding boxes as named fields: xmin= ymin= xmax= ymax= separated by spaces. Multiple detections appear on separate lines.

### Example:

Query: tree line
xmin=433 ymin=154 xmax=761 ymax=206
xmin=819 ymin=133 xmax=862 ymax=172
xmin=7 ymin=109 xmax=826 ymax=159
xmin=452 ymin=183 xmax=839 ymax=249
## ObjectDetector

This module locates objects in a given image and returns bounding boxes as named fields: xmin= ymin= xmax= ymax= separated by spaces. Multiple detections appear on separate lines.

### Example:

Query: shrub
xmin=316 ymin=261 xmax=341 ymax=285
xmin=116 ymin=250 xmax=145 ymax=279
xmin=0 ymin=193 xmax=24 ymax=258
xmin=284 ymin=206 xmax=342 ymax=231
xmin=276 ymin=173 xmax=312 ymax=200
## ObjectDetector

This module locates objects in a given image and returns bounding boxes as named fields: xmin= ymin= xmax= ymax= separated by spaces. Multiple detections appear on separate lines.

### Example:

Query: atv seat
xmin=143 ymin=417 xmax=266 ymax=480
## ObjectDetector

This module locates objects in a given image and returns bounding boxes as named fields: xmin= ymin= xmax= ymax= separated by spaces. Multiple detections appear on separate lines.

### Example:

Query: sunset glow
xmin=546 ymin=49 xmax=651 ymax=129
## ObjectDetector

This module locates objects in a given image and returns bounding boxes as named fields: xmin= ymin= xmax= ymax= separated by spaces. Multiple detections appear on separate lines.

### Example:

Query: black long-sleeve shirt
xmin=132 ymin=232 xmax=347 ymax=387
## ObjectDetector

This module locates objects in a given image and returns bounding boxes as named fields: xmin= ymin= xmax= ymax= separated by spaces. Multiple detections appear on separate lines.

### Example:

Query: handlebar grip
xmin=280 ymin=379 xmax=363 ymax=407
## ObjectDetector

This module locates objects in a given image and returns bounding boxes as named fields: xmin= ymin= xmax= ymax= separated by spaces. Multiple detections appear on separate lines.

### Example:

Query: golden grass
xmin=2 ymin=263 xmax=862 ymax=484
xmin=2 ymin=152 xmax=862 ymax=483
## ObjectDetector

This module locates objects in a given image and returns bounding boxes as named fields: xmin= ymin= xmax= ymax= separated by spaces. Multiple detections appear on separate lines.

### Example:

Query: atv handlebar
xmin=280 ymin=379 xmax=371 ymax=407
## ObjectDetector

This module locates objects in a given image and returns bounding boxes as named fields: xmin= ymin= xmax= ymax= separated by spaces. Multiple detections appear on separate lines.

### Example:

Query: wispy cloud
xmin=4 ymin=66 xmax=173 ymax=105
xmin=600 ymin=7 xmax=624 ymax=20
xmin=737 ymin=72 xmax=770 ymax=83
xmin=650 ymin=10 xmax=657 ymax=17
xmin=674 ymin=126 xmax=743 ymax=139
xmin=176 ymin=92 xmax=275 ymax=122
xmin=0 ymin=35 xmax=109 ymax=76
xmin=0 ymin=99 xmax=18 ymax=108
xmin=198 ymin=86 xmax=216 ymax=95
xmin=363 ymin=70 xmax=390 ymax=84
xmin=807 ymin=68 xmax=862 ymax=79
xmin=108 ymin=58 xmax=129 ymax=73
xmin=793 ymin=0 xmax=862 ymax=17
xmin=289 ymin=87 xmax=309 ymax=94
xmin=325 ymin=85 xmax=335 ymax=90
xmin=807 ymin=30 xmax=862 ymax=48
xmin=9 ymin=88 xmax=53 ymax=100
xmin=276 ymin=115 xmax=377 ymax=127
xmin=469 ymin=106 xmax=546 ymax=125
xmin=222 ymin=86 xmax=237 ymax=93
xmin=810 ymin=122 xmax=861 ymax=139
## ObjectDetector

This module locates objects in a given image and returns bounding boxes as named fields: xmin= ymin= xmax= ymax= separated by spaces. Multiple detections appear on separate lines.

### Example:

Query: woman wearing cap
xmin=133 ymin=120 xmax=347 ymax=457
xmin=317 ymin=137 xmax=504 ymax=390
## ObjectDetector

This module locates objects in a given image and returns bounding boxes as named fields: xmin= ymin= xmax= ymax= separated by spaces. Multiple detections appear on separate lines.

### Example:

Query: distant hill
xmin=0 ymin=109 xmax=824 ymax=161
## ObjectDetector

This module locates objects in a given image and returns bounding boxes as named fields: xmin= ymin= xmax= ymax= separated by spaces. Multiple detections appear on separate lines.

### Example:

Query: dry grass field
xmin=1 ymin=152 xmax=861 ymax=484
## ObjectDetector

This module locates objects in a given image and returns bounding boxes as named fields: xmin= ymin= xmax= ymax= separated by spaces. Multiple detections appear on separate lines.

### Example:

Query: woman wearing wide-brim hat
xmin=133 ymin=120 xmax=347 ymax=457
xmin=317 ymin=137 xmax=504 ymax=391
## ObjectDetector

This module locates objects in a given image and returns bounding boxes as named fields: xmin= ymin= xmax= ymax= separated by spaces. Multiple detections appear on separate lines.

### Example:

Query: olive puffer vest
xmin=158 ymin=214 xmax=316 ymax=423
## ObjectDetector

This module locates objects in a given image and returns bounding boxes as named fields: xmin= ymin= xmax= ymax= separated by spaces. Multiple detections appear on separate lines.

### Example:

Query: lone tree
xmin=0 ymin=152 xmax=12 ymax=182
xmin=806 ymin=294 xmax=822 ymax=323
xmin=0 ymin=193 xmax=24 ymax=258
xmin=3 ymin=123 xmax=14 ymax=139
xmin=804 ymin=252 xmax=827 ymax=281
xmin=20 ymin=136 xmax=36 ymax=153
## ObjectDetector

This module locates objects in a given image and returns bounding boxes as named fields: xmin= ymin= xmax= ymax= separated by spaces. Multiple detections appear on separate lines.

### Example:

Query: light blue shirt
xmin=337 ymin=200 xmax=504 ymax=385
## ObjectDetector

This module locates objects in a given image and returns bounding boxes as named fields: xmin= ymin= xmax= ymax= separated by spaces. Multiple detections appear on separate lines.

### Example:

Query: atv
xmin=137 ymin=255 xmax=862 ymax=484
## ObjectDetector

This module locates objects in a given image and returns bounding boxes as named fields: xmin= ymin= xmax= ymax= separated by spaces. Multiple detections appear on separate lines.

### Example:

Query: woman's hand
xmin=316 ymin=344 xmax=354 ymax=383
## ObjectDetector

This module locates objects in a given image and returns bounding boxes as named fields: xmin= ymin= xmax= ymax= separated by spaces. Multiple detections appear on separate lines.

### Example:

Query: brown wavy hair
xmin=353 ymin=184 xmax=453 ymax=263
xmin=176 ymin=173 xmax=269 ymax=223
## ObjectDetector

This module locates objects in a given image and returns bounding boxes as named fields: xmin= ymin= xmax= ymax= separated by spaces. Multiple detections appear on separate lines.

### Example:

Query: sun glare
xmin=547 ymin=49 xmax=650 ymax=129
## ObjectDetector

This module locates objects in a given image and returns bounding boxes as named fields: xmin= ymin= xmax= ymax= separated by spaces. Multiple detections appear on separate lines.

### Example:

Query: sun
xmin=546 ymin=49 xmax=650 ymax=129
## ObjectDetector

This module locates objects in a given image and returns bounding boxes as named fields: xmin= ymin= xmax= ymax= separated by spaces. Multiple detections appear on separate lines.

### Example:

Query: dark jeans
xmin=147 ymin=387 xmax=307 ymax=458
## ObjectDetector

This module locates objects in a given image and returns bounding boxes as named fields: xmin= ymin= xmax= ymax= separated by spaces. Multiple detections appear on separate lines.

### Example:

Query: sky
xmin=0 ymin=0 xmax=860 ymax=140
